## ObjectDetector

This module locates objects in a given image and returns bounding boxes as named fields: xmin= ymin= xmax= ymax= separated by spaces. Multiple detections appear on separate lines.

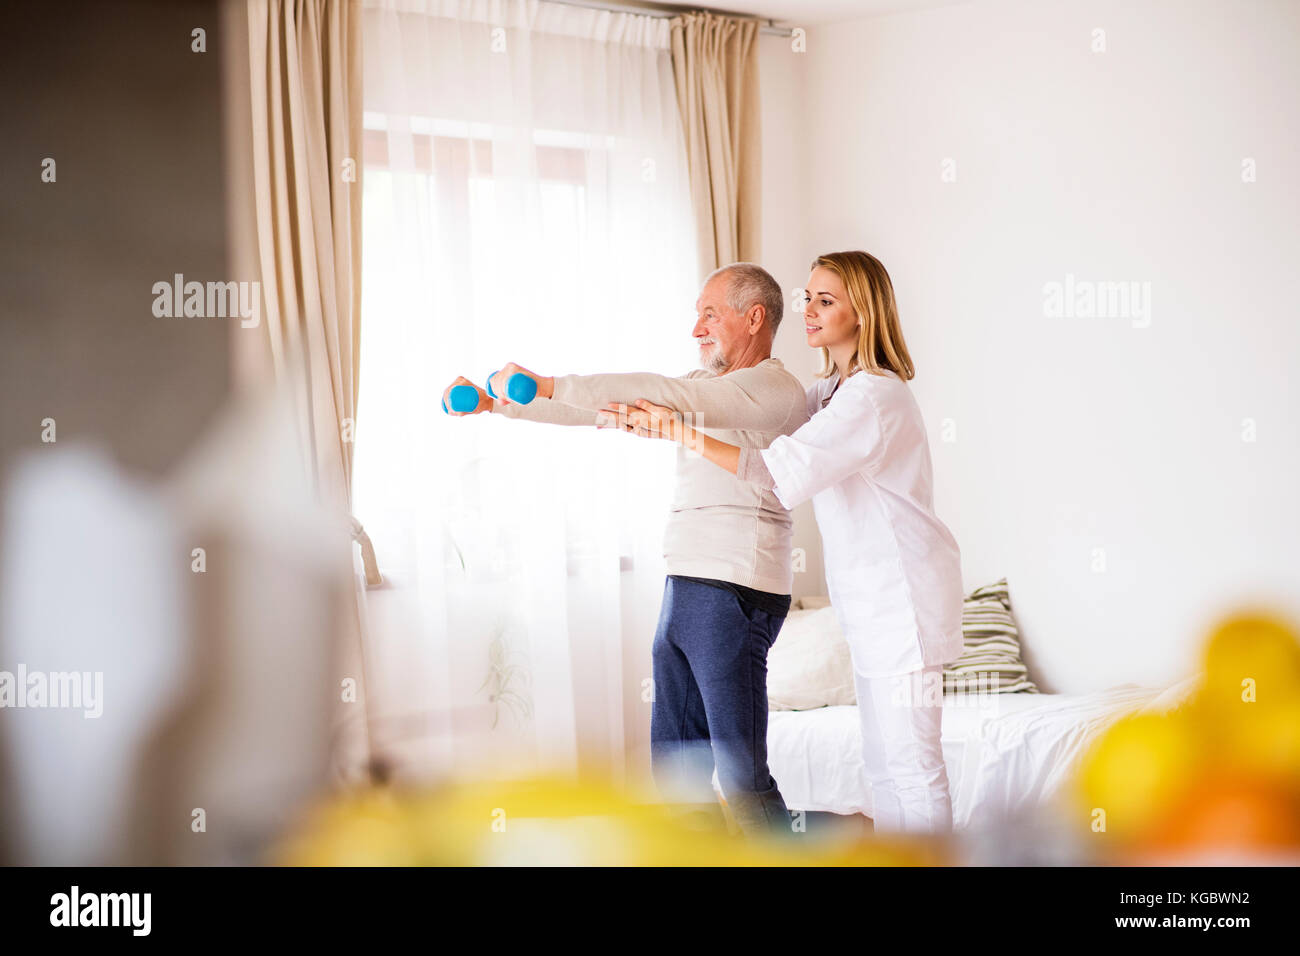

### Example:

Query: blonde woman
xmin=613 ymin=251 xmax=965 ymax=834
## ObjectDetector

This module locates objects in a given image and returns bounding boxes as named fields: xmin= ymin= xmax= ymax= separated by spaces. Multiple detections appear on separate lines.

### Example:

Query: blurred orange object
xmin=1145 ymin=773 xmax=1300 ymax=856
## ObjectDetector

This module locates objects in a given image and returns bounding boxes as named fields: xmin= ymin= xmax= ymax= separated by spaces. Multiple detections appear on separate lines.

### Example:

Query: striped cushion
xmin=943 ymin=578 xmax=1039 ymax=694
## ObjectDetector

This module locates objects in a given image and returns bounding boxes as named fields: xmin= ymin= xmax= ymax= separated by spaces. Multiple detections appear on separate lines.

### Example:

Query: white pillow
xmin=767 ymin=605 xmax=856 ymax=711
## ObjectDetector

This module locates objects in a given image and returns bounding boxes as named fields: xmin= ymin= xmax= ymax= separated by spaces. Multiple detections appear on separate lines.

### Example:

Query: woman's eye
xmin=820 ymin=299 xmax=832 ymax=307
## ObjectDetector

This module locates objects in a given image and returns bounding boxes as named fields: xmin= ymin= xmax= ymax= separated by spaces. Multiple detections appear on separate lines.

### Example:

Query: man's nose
xmin=692 ymin=315 xmax=709 ymax=337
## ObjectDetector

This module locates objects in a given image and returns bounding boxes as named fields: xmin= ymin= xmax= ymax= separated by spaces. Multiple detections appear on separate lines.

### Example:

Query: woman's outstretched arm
xmin=610 ymin=399 xmax=747 ymax=476
xmin=617 ymin=373 xmax=887 ymax=510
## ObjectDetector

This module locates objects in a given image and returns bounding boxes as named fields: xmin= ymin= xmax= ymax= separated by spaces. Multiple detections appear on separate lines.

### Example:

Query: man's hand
xmin=602 ymin=399 xmax=686 ymax=443
xmin=442 ymin=376 xmax=492 ymax=416
xmin=488 ymin=362 xmax=554 ymax=404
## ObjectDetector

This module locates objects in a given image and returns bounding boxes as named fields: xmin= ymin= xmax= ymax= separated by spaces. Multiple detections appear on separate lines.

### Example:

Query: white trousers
xmin=853 ymin=663 xmax=953 ymax=835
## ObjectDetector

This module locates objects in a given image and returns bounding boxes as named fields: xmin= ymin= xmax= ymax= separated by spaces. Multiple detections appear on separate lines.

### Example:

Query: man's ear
xmin=747 ymin=305 xmax=765 ymax=335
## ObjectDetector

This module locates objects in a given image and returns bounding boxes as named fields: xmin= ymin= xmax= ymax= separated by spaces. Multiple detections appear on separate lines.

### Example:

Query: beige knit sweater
xmin=495 ymin=358 xmax=808 ymax=594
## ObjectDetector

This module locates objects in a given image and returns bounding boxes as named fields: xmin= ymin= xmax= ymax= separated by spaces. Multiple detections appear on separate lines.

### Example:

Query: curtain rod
xmin=546 ymin=0 xmax=795 ymax=36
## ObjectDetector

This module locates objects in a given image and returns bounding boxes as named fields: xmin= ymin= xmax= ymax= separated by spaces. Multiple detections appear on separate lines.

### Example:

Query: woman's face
xmin=801 ymin=266 xmax=858 ymax=350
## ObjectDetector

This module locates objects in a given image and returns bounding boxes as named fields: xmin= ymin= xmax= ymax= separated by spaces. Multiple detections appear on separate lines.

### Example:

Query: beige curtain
xmin=669 ymin=11 xmax=762 ymax=277
xmin=245 ymin=0 xmax=377 ymax=781
xmin=246 ymin=0 xmax=363 ymax=520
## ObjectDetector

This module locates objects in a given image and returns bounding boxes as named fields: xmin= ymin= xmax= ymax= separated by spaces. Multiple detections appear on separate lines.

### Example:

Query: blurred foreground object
xmin=1074 ymin=610 xmax=1300 ymax=863
xmin=0 ymin=388 xmax=351 ymax=864
xmin=277 ymin=774 xmax=948 ymax=867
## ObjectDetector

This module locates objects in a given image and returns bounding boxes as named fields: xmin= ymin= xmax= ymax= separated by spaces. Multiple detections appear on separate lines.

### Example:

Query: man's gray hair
xmin=706 ymin=262 xmax=784 ymax=335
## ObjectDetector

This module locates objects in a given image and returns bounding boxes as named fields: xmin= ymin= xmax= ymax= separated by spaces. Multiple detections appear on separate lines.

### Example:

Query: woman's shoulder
xmin=807 ymin=373 xmax=843 ymax=413
xmin=806 ymin=375 xmax=834 ymax=398
xmin=840 ymin=367 xmax=908 ymax=396
xmin=854 ymin=364 xmax=904 ymax=380
xmin=818 ymin=368 xmax=913 ymax=420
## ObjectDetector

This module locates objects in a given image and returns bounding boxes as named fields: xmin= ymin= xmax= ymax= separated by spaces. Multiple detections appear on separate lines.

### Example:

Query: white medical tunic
xmin=759 ymin=369 xmax=965 ymax=677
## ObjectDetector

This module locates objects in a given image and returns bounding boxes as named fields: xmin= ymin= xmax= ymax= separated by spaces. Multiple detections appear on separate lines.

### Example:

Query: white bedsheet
xmin=765 ymin=684 xmax=1164 ymax=829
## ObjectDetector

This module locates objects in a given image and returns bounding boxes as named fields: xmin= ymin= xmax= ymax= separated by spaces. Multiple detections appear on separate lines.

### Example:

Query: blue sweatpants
xmin=650 ymin=575 xmax=791 ymax=836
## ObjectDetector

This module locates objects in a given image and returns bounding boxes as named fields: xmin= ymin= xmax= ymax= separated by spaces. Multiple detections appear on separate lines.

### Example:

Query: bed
xmin=764 ymin=683 xmax=1175 ymax=830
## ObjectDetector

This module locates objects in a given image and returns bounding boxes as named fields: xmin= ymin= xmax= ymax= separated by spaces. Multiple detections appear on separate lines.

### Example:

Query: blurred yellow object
xmin=1076 ymin=610 xmax=1300 ymax=858
xmin=1237 ymin=696 xmax=1300 ymax=781
xmin=281 ymin=788 xmax=422 ymax=867
xmin=1198 ymin=612 xmax=1300 ymax=785
xmin=276 ymin=774 xmax=945 ymax=866
xmin=1077 ymin=710 xmax=1202 ymax=840
xmin=1201 ymin=611 xmax=1300 ymax=709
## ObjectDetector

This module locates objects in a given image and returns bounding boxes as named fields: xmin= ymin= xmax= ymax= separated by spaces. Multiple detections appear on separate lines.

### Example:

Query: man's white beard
xmin=701 ymin=347 xmax=729 ymax=374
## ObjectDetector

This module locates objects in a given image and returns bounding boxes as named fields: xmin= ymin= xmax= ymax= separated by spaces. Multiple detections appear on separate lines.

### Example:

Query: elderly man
xmin=443 ymin=263 xmax=807 ymax=837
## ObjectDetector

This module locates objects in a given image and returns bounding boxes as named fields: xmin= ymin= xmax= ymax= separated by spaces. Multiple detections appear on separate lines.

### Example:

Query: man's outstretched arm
xmin=440 ymin=375 xmax=602 ymax=427
xmin=495 ymin=398 xmax=602 ymax=427
xmin=489 ymin=362 xmax=806 ymax=434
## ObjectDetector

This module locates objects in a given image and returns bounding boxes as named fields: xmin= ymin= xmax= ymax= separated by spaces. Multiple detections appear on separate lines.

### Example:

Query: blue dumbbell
xmin=486 ymin=369 xmax=539 ymax=405
xmin=443 ymin=384 xmax=482 ymax=414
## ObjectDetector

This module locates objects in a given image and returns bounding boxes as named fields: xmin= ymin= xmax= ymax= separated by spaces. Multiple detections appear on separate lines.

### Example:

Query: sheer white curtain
xmin=356 ymin=0 xmax=698 ymax=784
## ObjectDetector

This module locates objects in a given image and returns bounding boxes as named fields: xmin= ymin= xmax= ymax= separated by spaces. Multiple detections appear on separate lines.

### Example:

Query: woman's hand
xmin=602 ymin=399 xmax=687 ymax=443
xmin=604 ymin=399 xmax=739 ymax=474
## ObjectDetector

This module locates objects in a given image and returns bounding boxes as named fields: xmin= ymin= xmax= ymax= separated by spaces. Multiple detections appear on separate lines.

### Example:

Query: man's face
xmin=692 ymin=275 xmax=747 ymax=374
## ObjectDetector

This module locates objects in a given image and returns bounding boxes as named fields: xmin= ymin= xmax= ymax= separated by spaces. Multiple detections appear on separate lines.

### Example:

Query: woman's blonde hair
xmin=810 ymin=251 xmax=914 ymax=381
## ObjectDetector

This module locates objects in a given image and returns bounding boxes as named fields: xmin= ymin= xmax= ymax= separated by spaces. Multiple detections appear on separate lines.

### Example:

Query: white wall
xmin=761 ymin=0 xmax=1300 ymax=692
